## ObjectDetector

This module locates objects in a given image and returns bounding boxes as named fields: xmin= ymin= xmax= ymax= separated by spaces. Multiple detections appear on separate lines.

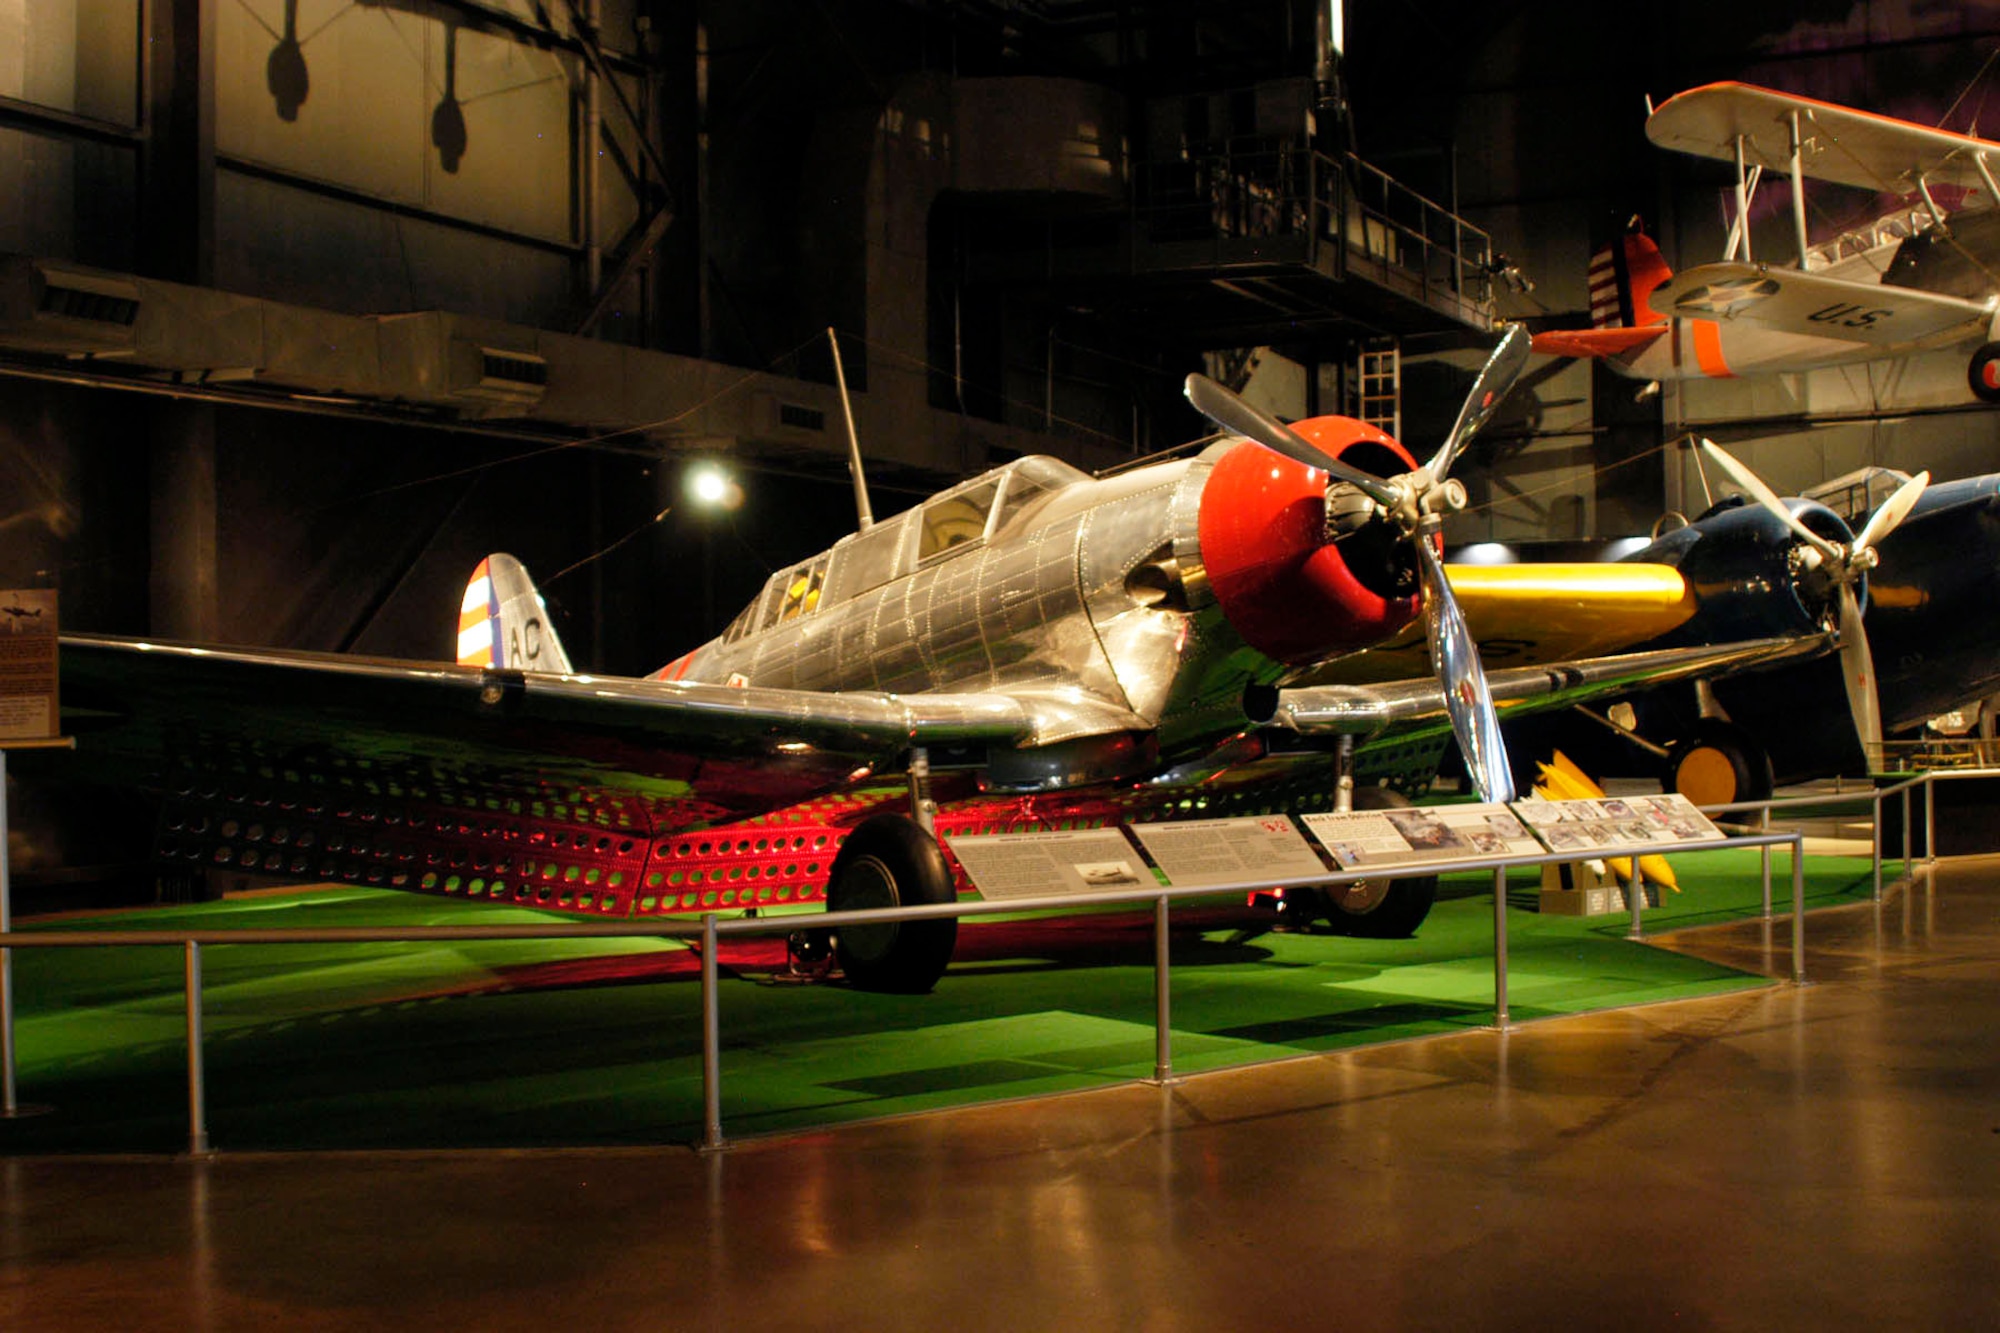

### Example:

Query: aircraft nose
xmin=1197 ymin=423 xmax=1424 ymax=665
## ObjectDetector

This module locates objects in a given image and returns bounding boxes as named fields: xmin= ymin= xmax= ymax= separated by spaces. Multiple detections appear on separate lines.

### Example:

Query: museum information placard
xmin=1300 ymin=801 xmax=1543 ymax=869
xmin=0 ymin=590 xmax=57 ymax=742
xmin=945 ymin=828 xmax=1155 ymax=900
xmin=1511 ymin=792 xmax=1725 ymax=853
xmin=1126 ymin=815 xmax=1325 ymax=887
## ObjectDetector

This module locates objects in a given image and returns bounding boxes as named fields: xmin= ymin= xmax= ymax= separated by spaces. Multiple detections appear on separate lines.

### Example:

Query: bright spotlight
xmin=686 ymin=463 xmax=740 ymax=510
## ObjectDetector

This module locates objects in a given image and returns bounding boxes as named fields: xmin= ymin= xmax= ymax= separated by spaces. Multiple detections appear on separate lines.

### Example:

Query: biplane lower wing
xmin=1529 ymin=325 xmax=1667 ymax=360
xmin=1649 ymin=263 xmax=1994 ymax=347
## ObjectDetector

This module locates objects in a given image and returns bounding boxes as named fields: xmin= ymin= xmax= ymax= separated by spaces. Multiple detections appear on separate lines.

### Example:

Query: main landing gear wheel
xmin=1317 ymin=788 xmax=1438 ymax=939
xmin=1663 ymin=719 xmax=1773 ymax=808
xmin=1969 ymin=343 xmax=2000 ymax=405
xmin=825 ymin=813 xmax=958 ymax=993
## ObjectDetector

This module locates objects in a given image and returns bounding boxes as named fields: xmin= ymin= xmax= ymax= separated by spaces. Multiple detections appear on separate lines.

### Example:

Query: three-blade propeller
xmin=1184 ymin=325 xmax=1531 ymax=803
xmin=1695 ymin=438 xmax=1928 ymax=754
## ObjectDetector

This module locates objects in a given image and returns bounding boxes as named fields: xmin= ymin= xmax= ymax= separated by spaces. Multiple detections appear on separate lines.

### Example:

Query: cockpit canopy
xmin=722 ymin=455 xmax=1088 ymax=643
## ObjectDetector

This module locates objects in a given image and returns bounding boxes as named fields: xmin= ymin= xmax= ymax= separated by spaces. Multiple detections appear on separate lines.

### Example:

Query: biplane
xmin=1533 ymin=82 xmax=2000 ymax=401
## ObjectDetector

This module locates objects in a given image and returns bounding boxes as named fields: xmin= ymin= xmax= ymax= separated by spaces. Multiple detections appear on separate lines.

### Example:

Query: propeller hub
xmin=1433 ymin=477 xmax=1469 ymax=514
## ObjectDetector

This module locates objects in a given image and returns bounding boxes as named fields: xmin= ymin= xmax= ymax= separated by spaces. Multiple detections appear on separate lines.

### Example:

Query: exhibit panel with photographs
xmin=949 ymin=797 xmax=1731 ymax=904
xmin=1299 ymin=802 xmax=1544 ymax=870
xmin=1511 ymin=793 xmax=1725 ymax=854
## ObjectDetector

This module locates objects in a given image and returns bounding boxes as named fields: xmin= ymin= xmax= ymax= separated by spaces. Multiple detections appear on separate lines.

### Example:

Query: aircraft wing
xmin=48 ymin=633 xmax=1048 ymax=846
xmin=1529 ymin=326 xmax=1666 ymax=359
xmin=1272 ymin=635 xmax=1827 ymax=740
xmin=1647 ymin=81 xmax=2000 ymax=194
xmin=1646 ymin=262 xmax=1993 ymax=346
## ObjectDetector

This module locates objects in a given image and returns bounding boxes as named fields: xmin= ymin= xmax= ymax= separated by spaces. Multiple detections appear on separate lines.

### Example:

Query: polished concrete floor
xmin=4 ymin=858 xmax=1998 ymax=1331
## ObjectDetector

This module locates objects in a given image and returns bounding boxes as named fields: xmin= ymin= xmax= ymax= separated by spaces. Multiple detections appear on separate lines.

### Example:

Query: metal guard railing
xmin=4 ymin=764 xmax=1983 ymax=1156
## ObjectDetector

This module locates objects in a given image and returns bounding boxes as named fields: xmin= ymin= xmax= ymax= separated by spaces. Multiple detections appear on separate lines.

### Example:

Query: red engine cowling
xmin=1197 ymin=416 xmax=1426 ymax=665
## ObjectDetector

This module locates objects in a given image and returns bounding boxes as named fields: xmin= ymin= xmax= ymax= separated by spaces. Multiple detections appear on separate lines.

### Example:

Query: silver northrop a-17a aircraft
xmin=1534 ymin=82 xmax=2000 ymax=402
xmin=51 ymin=327 xmax=1851 ymax=991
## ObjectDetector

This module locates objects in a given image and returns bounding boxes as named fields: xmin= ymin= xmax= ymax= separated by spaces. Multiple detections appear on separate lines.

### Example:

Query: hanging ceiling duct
xmin=0 ymin=257 xmax=142 ymax=355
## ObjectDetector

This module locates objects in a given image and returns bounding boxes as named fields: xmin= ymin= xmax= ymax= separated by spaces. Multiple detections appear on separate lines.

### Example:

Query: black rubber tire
xmin=826 ymin=813 xmax=958 ymax=993
xmin=1662 ymin=719 xmax=1773 ymax=808
xmin=1969 ymin=342 xmax=2000 ymax=405
xmin=1318 ymin=788 xmax=1439 ymax=939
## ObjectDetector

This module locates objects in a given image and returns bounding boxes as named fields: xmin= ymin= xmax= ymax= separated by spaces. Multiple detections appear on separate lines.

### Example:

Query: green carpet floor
xmin=0 ymin=847 xmax=1881 ymax=1152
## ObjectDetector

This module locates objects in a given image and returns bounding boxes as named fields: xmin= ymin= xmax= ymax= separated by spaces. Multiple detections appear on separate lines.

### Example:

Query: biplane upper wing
xmin=1647 ymin=262 xmax=1995 ymax=346
xmin=1646 ymin=81 xmax=2000 ymax=195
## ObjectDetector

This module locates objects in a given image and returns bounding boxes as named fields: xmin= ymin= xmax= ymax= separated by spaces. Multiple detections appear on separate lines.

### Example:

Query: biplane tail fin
xmin=1589 ymin=219 xmax=1674 ymax=329
xmin=456 ymin=553 xmax=574 ymax=674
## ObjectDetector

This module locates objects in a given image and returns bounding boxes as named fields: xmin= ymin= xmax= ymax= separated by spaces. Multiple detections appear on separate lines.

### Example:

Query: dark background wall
xmin=1 ymin=0 xmax=1997 ymax=669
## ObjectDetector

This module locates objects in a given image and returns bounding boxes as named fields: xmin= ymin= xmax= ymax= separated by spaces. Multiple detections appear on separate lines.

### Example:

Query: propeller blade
xmin=1696 ymin=439 xmax=1846 ymax=565
xmin=1424 ymin=324 xmax=1532 ymax=481
xmin=1183 ymin=374 xmax=1402 ymax=509
xmin=1852 ymin=470 xmax=1930 ymax=557
xmin=1835 ymin=582 xmax=1882 ymax=755
xmin=1413 ymin=536 xmax=1516 ymax=803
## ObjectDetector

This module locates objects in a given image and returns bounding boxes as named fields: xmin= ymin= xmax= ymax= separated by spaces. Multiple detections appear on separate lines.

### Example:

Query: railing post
xmin=699 ymin=913 xmax=724 ymax=1152
xmin=1790 ymin=834 xmax=1807 ymax=985
xmin=185 ymin=940 xmax=210 ymax=1156
xmin=1153 ymin=894 xmax=1173 ymax=1082
xmin=1872 ymin=789 xmax=1884 ymax=902
xmin=1492 ymin=866 xmax=1509 ymax=1029
xmin=1924 ymin=772 xmax=1937 ymax=866
xmin=1759 ymin=803 xmax=1773 ymax=919
xmin=1625 ymin=861 xmax=1645 ymax=939
xmin=1901 ymin=786 xmax=1912 ymax=877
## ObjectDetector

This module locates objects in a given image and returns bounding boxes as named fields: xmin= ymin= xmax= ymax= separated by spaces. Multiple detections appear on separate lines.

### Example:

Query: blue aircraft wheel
xmin=1970 ymin=343 xmax=2000 ymax=405
xmin=826 ymin=813 xmax=958 ymax=993
xmin=1318 ymin=788 xmax=1438 ymax=938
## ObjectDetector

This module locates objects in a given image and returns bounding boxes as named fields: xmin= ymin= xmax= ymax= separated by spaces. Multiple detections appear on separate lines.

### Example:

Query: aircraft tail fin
xmin=1589 ymin=220 xmax=1673 ymax=329
xmin=457 ymin=554 xmax=574 ymax=674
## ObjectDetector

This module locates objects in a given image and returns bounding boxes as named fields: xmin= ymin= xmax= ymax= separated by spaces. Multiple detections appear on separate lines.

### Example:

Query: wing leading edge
xmin=52 ymin=633 xmax=1043 ymax=841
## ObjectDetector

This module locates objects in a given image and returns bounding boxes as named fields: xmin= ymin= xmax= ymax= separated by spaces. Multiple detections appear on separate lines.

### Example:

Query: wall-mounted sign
xmin=0 ymin=590 xmax=57 ymax=742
